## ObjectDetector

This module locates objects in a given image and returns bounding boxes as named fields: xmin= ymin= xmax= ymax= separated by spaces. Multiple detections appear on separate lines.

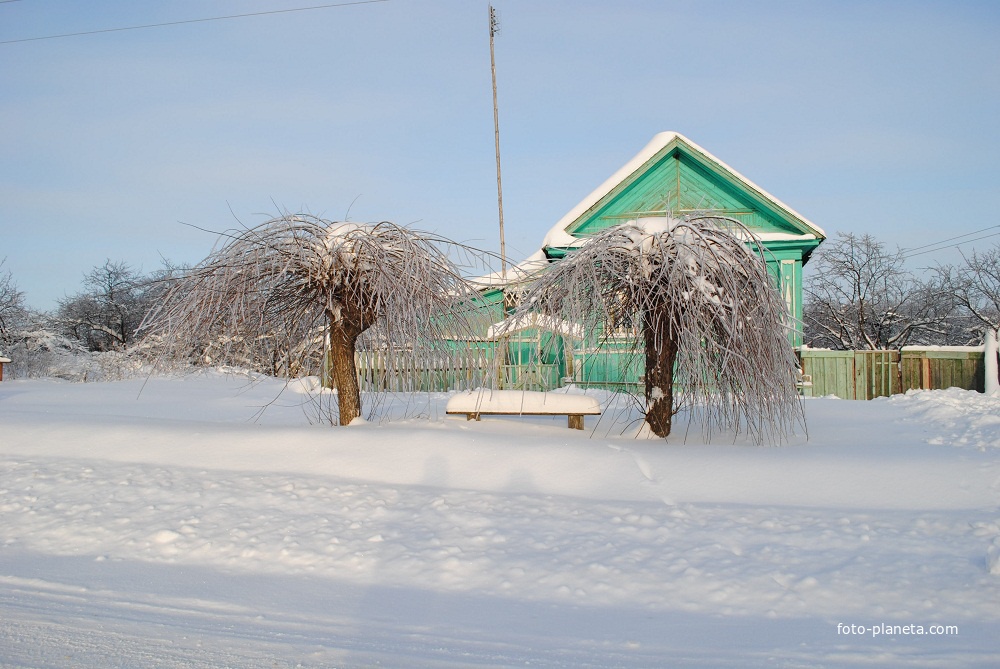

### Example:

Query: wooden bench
xmin=446 ymin=389 xmax=601 ymax=430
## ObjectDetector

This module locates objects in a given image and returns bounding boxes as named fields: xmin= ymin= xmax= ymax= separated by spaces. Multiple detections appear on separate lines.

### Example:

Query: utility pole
xmin=489 ymin=4 xmax=512 ymax=389
xmin=489 ymin=4 xmax=507 ymax=284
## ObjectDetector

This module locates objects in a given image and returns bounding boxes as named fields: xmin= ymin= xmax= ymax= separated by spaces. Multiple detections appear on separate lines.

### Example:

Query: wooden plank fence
xmin=800 ymin=347 xmax=990 ymax=400
xmin=900 ymin=348 xmax=984 ymax=393
xmin=325 ymin=345 xmax=996 ymax=399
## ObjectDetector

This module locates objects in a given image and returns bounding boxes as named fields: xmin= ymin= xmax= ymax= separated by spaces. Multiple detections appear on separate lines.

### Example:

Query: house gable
xmin=545 ymin=132 xmax=824 ymax=261
xmin=540 ymin=133 xmax=825 ymax=347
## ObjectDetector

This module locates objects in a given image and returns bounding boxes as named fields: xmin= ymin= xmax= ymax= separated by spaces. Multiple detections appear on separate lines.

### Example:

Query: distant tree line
xmin=0 ymin=258 xmax=186 ymax=380
xmin=803 ymin=233 xmax=1000 ymax=350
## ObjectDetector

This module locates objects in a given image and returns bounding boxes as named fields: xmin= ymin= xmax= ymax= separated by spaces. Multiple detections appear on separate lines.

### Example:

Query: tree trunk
xmin=326 ymin=315 xmax=364 ymax=426
xmin=643 ymin=308 xmax=678 ymax=438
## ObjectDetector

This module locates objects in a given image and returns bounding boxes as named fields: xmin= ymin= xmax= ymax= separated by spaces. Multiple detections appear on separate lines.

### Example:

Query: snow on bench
xmin=446 ymin=389 xmax=601 ymax=430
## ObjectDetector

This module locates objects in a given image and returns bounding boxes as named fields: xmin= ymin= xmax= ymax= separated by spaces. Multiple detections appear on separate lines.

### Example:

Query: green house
xmin=351 ymin=133 xmax=825 ymax=393
xmin=481 ymin=132 xmax=825 ymax=389
xmin=540 ymin=132 xmax=823 ymax=338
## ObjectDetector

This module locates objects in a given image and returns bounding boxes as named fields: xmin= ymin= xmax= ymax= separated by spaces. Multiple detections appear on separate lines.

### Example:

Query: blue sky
xmin=2 ymin=0 xmax=999 ymax=310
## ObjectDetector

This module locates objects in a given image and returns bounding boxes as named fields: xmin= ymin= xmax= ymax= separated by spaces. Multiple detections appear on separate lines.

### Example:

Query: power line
xmin=0 ymin=0 xmax=389 ymax=45
xmin=901 ymin=224 xmax=1000 ymax=256
xmin=903 ymin=229 xmax=1000 ymax=259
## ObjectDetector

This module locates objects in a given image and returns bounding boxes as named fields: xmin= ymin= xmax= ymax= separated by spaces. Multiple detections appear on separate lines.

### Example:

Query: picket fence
xmin=349 ymin=348 xmax=495 ymax=393
xmin=330 ymin=345 xmax=996 ymax=401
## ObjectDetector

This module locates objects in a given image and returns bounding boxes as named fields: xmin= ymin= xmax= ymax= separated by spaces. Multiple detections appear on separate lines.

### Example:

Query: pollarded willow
xmin=510 ymin=216 xmax=804 ymax=442
xmin=142 ymin=214 xmax=488 ymax=425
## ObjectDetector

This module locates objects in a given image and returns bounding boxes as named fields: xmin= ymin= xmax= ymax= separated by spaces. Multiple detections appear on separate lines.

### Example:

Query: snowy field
xmin=1 ymin=372 xmax=999 ymax=668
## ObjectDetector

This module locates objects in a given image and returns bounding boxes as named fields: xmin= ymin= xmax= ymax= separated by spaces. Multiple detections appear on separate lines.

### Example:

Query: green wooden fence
xmin=331 ymin=344 xmax=993 ymax=399
xmin=799 ymin=347 xmax=989 ymax=400
xmin=899 ymin=348 xmax=985 ymax=393
xmin=349 ymin=347 xmax=496 ymax=393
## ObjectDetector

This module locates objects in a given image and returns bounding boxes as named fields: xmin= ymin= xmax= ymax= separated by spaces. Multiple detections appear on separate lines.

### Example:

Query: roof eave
xmin=549 ymin=132 xmax=826 ymax=243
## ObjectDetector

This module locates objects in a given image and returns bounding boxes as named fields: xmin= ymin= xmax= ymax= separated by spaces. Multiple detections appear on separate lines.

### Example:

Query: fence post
xmin=853 ymin=351 xmax=864 ymax=400
xmin=986 ymin=329 xmax=999 ymax=396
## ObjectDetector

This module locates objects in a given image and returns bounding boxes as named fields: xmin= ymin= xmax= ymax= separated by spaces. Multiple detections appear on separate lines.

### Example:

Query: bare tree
xmin=803 ymin=233 xmax=955 ymax=349
xmin=142 ymin=215 xmax=486 ymax=426
xmin=57 ymin=260 xmax=152 ymax=351
xmin=938 ymin=244 xmax=1000 ymax=340
xmin=0 ymin=260 xmax=94 ymax=379
xmin=508 ymin=217 xmax=803 ymax=442
xmin=0 ymin=258 xmax=28 ymax=343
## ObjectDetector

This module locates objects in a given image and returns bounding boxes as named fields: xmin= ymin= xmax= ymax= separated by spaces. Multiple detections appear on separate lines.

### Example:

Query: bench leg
xmin=465 ymin=413 xmax=481 ymax=422
xmin=568 ymin=414 xmax=584 ymax=430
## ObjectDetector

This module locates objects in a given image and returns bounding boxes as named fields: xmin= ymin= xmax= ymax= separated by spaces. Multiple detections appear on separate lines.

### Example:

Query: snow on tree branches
xmin=804 ymin=233 xmax=957 ymax=349
xmin=141 ymin=215 xmax=487 ymax=426
xmin=510 ymin=216 xmax=804 ymax=442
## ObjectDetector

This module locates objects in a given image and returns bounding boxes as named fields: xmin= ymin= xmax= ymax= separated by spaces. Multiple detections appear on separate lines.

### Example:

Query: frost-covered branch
xmin=0 ymin=258 xmax=27 ymax=341
xmin=141 ymin=215 xmax=488 ymax=425
xmin=508 ymin=216 xmax=804 ymax=443
xmin=939 ymin=245 xmax=1000 ymax=340
xmin=804 ymin=233 xmax=958 ymax=349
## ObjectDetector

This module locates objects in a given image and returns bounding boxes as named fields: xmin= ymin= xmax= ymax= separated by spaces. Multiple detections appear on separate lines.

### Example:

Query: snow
xmin=485 ymin=312 xmax=584 ymax=340
xmin=754 ymin=231 xmax=825 ymax=242
xmin=629 ymin=216 xmax=680 ymax=236
xmin=469 ymin=250 xmax=550 ymax=290
xmin=2 ymin=371 xmax=1000 ymax=667
xmin=446 ymin=388 xmax=600 ymax=415
xmin=901 ymin=345 xmax=985 ymax=352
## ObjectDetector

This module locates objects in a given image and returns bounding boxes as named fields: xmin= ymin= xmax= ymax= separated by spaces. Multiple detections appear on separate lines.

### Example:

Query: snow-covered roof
xmin=486 ymin=312 xmax=585 ymax=341
xmin=469 ymin=251 xmax=550 ymax=291
xmin=475 ymin=132 xmax=825 ymax=290
xmin=545 ymin=131 xmax=826 ymax=244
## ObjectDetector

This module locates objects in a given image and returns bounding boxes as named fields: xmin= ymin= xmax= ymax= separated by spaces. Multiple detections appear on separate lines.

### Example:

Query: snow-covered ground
xmin=1 ymin=372 xmax=999 ymax=668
